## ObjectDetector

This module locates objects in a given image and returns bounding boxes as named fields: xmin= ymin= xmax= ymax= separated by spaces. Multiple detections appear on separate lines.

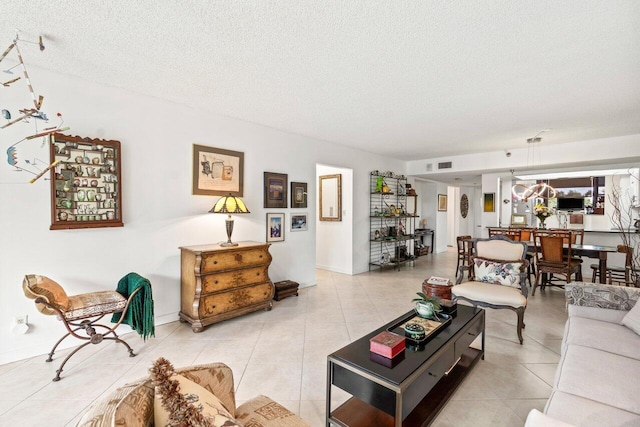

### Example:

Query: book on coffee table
xmin=369 ymin=331 xmax=405 ymax=358
xmin=426 ymin=276 xmax=451 ymax=286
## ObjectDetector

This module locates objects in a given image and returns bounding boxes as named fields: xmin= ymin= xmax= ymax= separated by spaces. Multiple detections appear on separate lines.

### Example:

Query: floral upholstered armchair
xmin=453 ymin=236 xmax=529 ymax=344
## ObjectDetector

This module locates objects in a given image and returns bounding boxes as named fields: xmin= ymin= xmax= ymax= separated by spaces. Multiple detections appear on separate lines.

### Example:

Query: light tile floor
xmin=0 ymin=248 xmax=568 ymax=426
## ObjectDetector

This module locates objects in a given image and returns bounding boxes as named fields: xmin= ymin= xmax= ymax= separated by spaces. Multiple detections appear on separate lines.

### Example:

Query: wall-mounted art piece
xmin=483 ymin=193 xmax=495 ymax=212
xmin=266 ymin=212 xmax=285 ymax=242
xmin=192 ymin=144 xmax=244 ymax=196
xmin=291 ymin=213 xmax=308 ymax=231
xmin=291 ymin=181 xmax=308 ymax=208
xmin=437 ymin=194 xmax=447 ymax=212
xmin=264 ymin=172 xmax=288 ymax=208
xmin=460 ymin=194 xmax=469 ymax=218
xmin=49 ymin=133 xmax=123 ymax=230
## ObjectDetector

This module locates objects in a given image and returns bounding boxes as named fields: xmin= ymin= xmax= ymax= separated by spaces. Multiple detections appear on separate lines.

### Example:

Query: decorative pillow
xmin=24 ymin=275 xmax=70 ymax=314
xmin=621 ymin=300 xmax=640 ymax=335
xmin=150 ymin=358 xmax=241 ymax=427
xmin=473 ymin=258 xmax=525 ymax=288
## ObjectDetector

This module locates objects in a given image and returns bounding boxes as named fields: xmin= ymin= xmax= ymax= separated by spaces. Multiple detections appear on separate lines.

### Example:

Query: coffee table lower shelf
xmin=329 ymin=347 xmax=482 ymax=427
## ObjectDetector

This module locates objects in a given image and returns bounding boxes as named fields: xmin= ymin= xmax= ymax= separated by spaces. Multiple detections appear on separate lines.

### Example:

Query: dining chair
xmin=532 ymin=230 xmax=583 ymax=295
xmin=590 ymin=245 xmax=634 ymax=286
xmin=456 ymin=235 xmax=473 ymax=279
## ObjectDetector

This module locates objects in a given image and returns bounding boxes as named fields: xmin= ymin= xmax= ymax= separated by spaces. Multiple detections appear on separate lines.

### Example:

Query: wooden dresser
xmin=179 ymin=241 xmax=274 ymax=332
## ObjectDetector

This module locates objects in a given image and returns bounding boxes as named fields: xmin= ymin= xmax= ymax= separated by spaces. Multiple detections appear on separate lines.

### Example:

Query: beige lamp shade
xmin=210 ymin=195 xmax=250 ymax=247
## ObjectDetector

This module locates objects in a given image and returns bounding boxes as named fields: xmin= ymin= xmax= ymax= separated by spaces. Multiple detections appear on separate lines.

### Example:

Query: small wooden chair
xmin=590 ymin=245 xmax=634 ymax=285
xmin=23 ymin=274 xmax=146 ymax=381
xmin=456 ymin=235 xmax=473 ymax=279
xmin=532 ymin=230 xmax=582 ymax=295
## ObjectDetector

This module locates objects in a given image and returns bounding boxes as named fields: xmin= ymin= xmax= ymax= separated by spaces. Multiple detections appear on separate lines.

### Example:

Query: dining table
xmin=524 ymin=242 xmax=618 ymax=284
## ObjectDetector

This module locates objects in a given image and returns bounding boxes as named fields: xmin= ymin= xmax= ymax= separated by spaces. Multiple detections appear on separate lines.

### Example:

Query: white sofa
xmin=526 ymin=282 xmax=640 ymax=426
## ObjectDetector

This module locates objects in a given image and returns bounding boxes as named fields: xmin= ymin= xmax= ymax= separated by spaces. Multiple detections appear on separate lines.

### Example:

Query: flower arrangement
xmin=533 ymin=203 xmax=553 ymax=227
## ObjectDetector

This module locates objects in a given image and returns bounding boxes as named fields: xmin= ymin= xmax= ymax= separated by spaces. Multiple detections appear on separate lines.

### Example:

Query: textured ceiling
xmin=1 ymin=1 xmax=639 ymax=161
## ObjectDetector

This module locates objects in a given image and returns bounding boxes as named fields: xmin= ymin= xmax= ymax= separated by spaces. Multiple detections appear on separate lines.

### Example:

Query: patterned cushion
xmin=65 ymin=291 xmax=127 ymax=320
xmin=23 ymin=274 xmax=70 ymax=315
xmin=154 ymin=373 xmax=241 ymax=427
xmin=473 ymin=258 xmax=525 ymax=288
xmin=236 ymin=395 xmax=310 ymax=427
xmin=566 ymin=282 xmax=640 ymax=311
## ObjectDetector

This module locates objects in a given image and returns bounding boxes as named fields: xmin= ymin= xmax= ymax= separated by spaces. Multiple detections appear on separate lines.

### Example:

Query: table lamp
xmin=210 ymin=194 xmax=250 ymax=247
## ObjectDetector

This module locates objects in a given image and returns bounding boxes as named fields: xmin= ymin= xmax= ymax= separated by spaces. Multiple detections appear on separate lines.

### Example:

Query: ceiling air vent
xmin=438 ymin=161 xmax=452 ymax=169
xmin=426 ymin=163 xmax=433 ymax=172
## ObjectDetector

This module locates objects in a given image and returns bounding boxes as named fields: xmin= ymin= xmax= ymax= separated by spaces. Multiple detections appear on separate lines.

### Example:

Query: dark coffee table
xmin=326 ymin=305 xmax=485 ymax=427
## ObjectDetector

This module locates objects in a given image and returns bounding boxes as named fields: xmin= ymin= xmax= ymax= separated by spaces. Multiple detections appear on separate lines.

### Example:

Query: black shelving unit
xmin=369 ymin=171 xmax=418 ymax=271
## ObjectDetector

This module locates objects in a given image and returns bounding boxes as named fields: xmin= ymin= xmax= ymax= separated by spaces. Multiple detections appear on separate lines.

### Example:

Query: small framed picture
xmin=264 ymin=172 xmax=288 ymax=208
xmin=291 ymin=213 xmax=308 ymax=231
xmin=266 ymin=212 xmax=285 ymax=242
xmin=483 ymin=193 xmax=495 ymax=212
xmin=438 ymin=194 xmax=447 ymax=211
xmin=291 ymin=182 xmax=308 ymax=208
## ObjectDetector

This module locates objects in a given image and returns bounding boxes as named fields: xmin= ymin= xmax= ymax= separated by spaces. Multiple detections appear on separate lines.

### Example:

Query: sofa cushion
xmin=472 ymin=258 xmax=525 ymax=288
xmin=563 ymin=316 xmax=640 ymax=360
xmin=150 ymin=357 xmax=241 ymax=427
xmin=76 ymin=377 xmax=152 ymax=426
xmin=567 ymin=305 xmax=627 ymax=324
xmin=452 ymin=281 xmax=527 ymax=308
xmin=566 ymin=282 xmax=639 ymax=311
xmin=622 ymin=299 xmax=640 ymax=336
xmin=154 ymin=373 xmax=240 ymax=427
xmin=555 ymin=344 xmax=640 ymax=415
xmin=545 ymin=390 xmax=640 ymax=426
xmin=524 ymin=409 xmax=575 ymax=427
xmin=236 ymin=395 xmax=310 ymax=427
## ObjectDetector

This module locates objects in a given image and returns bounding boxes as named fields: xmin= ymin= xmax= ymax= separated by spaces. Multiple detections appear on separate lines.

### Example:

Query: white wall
xmin=0 ymin=66 xmax=404 ymax=364
xmin=315 ymin=164 xmax=353 ymax=274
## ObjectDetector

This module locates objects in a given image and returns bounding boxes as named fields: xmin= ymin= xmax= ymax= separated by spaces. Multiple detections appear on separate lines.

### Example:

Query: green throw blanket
xmin=112 ymin=272 xmax=155 ymax=340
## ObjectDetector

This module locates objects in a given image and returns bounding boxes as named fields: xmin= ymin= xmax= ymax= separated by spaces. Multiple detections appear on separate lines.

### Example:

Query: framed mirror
xmin=319 ymin=174 xmax=342 ymax=221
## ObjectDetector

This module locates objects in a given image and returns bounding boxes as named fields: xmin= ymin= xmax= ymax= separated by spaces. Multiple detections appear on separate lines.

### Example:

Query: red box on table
xmin=369 ymin=331 xmax=405 ymax=358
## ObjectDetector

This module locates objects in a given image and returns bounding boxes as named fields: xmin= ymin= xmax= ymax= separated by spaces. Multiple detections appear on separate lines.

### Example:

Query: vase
xmin=415 ymin=301 xmax=435 ymax=318
xmin=539 ymin=219 xmax=546 ymax=229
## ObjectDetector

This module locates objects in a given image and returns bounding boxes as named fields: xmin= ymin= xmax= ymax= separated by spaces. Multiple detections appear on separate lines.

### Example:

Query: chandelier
xmin=511 ymin=135 xmax=556 ymax=201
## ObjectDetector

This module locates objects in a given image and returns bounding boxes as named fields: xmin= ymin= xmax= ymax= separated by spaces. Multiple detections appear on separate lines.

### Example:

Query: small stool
xmin=274 ymin=280 xmax=299 ymax=301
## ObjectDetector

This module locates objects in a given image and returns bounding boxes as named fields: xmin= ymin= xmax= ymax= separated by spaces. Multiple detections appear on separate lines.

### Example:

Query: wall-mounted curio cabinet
xmin=49 ymin=133 xmax=123 ymax=230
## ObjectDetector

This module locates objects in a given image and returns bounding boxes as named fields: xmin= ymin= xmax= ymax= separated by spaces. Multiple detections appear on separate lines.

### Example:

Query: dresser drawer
xmin=201 ymin=265 xmax=269 ymax=293
xmin=455 ymin=316 xmax=484 ymax=359
xmin=200 ymin=282 xmax=273 ymax=317
xmin=200 ymin=246 xmax=271 ymax=273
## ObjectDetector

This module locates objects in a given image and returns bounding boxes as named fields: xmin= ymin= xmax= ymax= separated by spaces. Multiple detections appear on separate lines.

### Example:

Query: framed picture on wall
xmin=264 ymin=172 xmax=288 ymax=208
xmin=291 ymin=213 xmax=308 ymax=231
xmin=192 ymin=144 xmax=244 ymax=196
xmin=483 ymin=193 xmax=495 ymax=212
xmin=266 ymin=212 xmax=285 ymax=242
xmin=437 ymin=194 xmax=447 ymax=211
xmin=290 ymin=182 xmax=308 ymax=208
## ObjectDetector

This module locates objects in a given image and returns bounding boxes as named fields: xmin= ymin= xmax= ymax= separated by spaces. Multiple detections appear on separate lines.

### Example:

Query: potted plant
xmin=412 ymin=292 xmax=442 ymax=318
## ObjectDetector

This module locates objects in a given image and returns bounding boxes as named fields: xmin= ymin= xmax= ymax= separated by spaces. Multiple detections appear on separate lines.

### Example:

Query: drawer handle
xmin=428 ymin=372 xmax=437 ymax=378
xmin=215 ymin=280 xmax=218 ymax=284
xmin=213 ymin=261 xmax=218 ymax=264
xmin=259 ymin=255 xmax=263 ymax=258
xmin=467 ymin=332 xmax=476 ymax=337
xmin=256 ymin=272 xmax=260 ymax=276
